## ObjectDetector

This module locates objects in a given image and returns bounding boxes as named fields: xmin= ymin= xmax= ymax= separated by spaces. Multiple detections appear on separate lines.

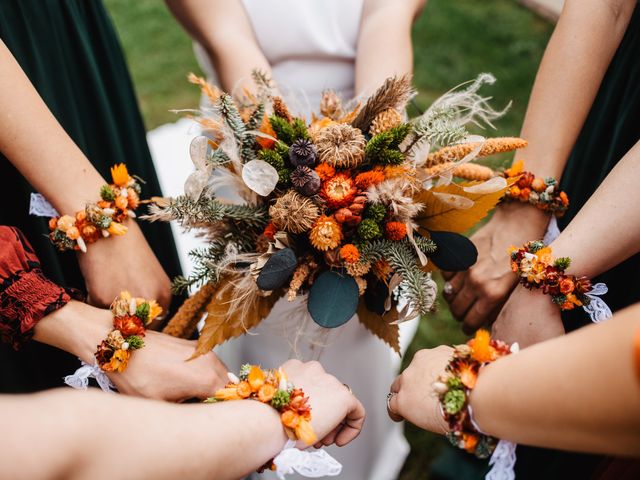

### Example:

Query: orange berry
xmin=48 ymin=217 xmax=58 ymax=231
xmin=531 ymin=177 xmax=546 ymax=192
xmin=115 ymin=195 xmax=128 ymax=210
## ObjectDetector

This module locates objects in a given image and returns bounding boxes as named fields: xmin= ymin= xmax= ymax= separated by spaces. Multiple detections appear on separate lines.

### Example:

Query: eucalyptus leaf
xmin=308 ymin=271 xmax=359 ymax=328
xmin=429 ymin=230 xmax=478 ymax=271
xmin=256 ymin=248 xmax=298 ymax=291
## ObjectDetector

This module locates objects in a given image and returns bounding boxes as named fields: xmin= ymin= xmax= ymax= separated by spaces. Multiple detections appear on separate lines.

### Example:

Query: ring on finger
xmin=443 ymin=282 xmax=454 ymax=296
xmin=386 ymin=392 xmax=397 ymax=414
xmin=343 ymin=383 xmax=352 ymax=394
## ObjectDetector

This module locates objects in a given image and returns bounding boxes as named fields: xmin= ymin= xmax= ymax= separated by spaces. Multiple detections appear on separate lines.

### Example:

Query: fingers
xmin=449 ymin=281 xmax=476 ymax=320
xmin=442 ymin=272 xmax=464 ymax=303
xmin=461 ymin=299 xmax=496 ymax=335
xmin=335 ymin=396 xmax=365 ymax=446
xmin=441 ymin=270 xmax=455 ymax=281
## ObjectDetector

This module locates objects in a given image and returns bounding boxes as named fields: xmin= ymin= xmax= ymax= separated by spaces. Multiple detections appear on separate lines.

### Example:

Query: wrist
xmin=493 ymin=201 xmax=549 ymax=231
xmin=34 ymin=301 xmax=112 ymax=363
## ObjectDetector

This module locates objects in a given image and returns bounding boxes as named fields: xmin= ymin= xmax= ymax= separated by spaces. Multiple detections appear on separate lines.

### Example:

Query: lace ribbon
xmin=486 ymin=440 xmax=517 ymax=480
xmin=273 ymin=440 xmax=342 ymax=479
xmin=64 ymin=360 xmax=116 ymax=393
xmin=29 ymin=193 xmax=59 ymax=217
xmin=543 ymin=217 xmax=612 ymax=323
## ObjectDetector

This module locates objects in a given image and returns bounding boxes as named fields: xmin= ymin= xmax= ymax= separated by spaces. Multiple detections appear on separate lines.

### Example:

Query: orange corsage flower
xmin=102 ymin=348 xmax=130 ymax=373
xmin=295 ymin=418 xmax=318 ymax=446
xmin=108 ymin=222 xmax=128 ymax=236
xmin=469 ymin=329 xmax=496 ymax=363
xmin=309 ymin=215 xmax=343 ymax=251
xmin=281 ymin=410 xmax=300 ymax=429
xmin=385 ymin=222 xmax=407 ymax=241
xmin=535 ymin=247 xmax=554 ymax=266
xmin=258 ymin=383 xmax=276 ymax=403
xmin=559 ymin=278 xmax=575 ymax=295
xmin=113 ymin=315 xmax=146 ymax=337
xmin=458 ymin=362 xmax=478 ymax=389
xmin=340 ymin=244 xmax=360 ymax=264
xmin=248 ymin=365 xmax=265 ymax=392
xmin=111 ymin=163 xmax=131 ymax=187
xmin=237 ymin=381 xmax=252 ymax=399
xmin=215 ymin=387 xmax=242 ymax=401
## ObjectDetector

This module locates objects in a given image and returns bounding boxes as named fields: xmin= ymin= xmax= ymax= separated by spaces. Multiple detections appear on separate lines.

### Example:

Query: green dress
xmin=431 ymin=3 xmax=640 ymax=479
xmin=0 ymin=0 xmax=183 ymax=392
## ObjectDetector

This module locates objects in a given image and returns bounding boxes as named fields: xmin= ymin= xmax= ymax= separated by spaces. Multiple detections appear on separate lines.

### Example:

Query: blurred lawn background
xmin=104 ymin=0 xmax=553 ymax=477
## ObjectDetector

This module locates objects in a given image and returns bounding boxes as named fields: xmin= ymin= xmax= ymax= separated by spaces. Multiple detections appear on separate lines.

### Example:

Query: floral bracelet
xmin=94 ymin=291 xmax=162 ymax=373
xmin=502 ymin=160 xmax=568 ymax=216
xmin=433 ymin=330 xmax=513 ymax=458
xmin=49 ymin=164 xmax=141 ymax=252
xmin=211 ymin=364 xmax=318 ymax=473
xmin=509 ymin=240 xmax=595 ymax=311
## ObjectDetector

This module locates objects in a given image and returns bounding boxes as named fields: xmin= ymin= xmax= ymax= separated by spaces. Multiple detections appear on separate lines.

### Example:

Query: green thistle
xmin=447 ymin=376 xmax=463 ymax=389
xmin=269 ymin=115 xmax=296 ymax=145
xmin=554 ymin=257 xmax=571 ymax=270
xmin=100 ymin=184 xmax=115 ymax=201
xmin=365 ymin=203 xmax=387 ymax=223
xmin=135 ymin=302 xmax=150 ymax=323
xmin=357 ymin=219 xmax=382 ymax=241
xmin=126 ymin=335 xmax=145 ymax=350
xmin=270 ymin=390 xmax=291 ymax=410
xmin=443 ymin=389 xmax=466 ymax=415
xmin=365 ymin=124 xmax=411 ymax=165
xmin=291 ymin=118 xmax=310 ymax=140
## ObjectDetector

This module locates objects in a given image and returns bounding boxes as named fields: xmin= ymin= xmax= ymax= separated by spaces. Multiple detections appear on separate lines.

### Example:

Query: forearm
xmin=0 ymin=40 xmax=105 ymax=214
xmin=516 ymin=0 xmax=636 ymax=178
xmin=549 ymin=140 xmax=640 ymax=277
xmin=0 ymin=390 xmax=287 ymax=480
xmin=165 ymin=0 xmax=271 ymax=92
xmin=355 ymin=0 xmax=424 ymax=96
xmin=472 ymin=304 xmax=640 ymax=456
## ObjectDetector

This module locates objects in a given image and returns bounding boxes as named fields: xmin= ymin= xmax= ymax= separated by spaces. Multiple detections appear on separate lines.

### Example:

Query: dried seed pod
xmin=291 ymin=166 xmax=322 ymax=196
xmin=289 ymin=139 xmax=318 ymax=167
xmin=314 ymin=123 xmax=366 ymax=168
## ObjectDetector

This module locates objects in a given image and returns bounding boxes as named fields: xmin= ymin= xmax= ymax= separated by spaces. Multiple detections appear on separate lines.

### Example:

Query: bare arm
xmin=165 ymin=0 xmax=271 ymax=92
xmin=390 ymin=304 xmax=640 ymax=457
xmin=0 ymin=360 xmax=364 ymax=480
xmin=443 ymin=0 xmax=637 ymax=333
xmin=492 ymin=139 xmax=640 ymax=346
xmin=355 ymin=0 xmax=426 ymax=96
xmin=0 ymin=40 xmax=171 ymax=308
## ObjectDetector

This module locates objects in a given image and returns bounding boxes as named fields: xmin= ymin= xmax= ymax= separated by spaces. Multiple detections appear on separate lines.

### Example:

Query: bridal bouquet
xmin=147 ymin=72 xmax=523 ymax=355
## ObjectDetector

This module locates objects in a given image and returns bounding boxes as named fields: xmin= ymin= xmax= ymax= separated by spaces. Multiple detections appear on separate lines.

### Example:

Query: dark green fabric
xmin=0 ymin=0 xmax=183 ymax=392
xmin=431 ymin=3 xmax=640 ymax=479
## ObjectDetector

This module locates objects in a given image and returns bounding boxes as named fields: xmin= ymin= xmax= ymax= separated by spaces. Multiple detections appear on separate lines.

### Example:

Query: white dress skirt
xmin=149 ymin=1 xmax=418 ymax=478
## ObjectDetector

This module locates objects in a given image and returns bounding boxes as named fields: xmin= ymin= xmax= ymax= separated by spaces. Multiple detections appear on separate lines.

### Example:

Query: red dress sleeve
xmin=0 ymin=226 xmax=70 ymax=349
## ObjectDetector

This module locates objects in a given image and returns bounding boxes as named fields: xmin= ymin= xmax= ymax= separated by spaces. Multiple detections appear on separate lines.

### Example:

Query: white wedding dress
xmin=148 ymin=1 xmax=418 ymax=478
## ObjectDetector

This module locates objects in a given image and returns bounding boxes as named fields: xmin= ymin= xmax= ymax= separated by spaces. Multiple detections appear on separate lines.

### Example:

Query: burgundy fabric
xmin=0 ymin=226 xmax=70 ymax=349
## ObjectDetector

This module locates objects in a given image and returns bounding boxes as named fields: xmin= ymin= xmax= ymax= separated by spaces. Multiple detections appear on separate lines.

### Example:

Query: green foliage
xmin=443 ymin=388 xmax=465 ymax=415
xmin=258 ymin=150 xmax=291 ymax=187
xmin=100 ymin=184 xmax=115 ymax=201
xmin=357 ymin=219 xmax=382 ymax=241
xmin=134 ymin=302 xmax=150 ymax=322
xmin=218 ymin=93 xmax=254 ymax=161
xmin=291 ymin=118 xmax=310 ymax=140
xmin=554 ymin=257 xmax=571 ymax=270
xmin=242 ymin=104 xmax=265 ymax=159
xmin=447 ymin=376 xmax=463 ymax=389
xmin=412 ymin=105 xmax=469 ymax=149
xmin=528 ymin=240 xmax=545 ymax=253
xmin=208 ymin=148 xmax=231 ymax=167
xmin=126 ymin=335 xmax=145 ymax=350
xmin=239 ymin=364 xmax=251 ymax=380
xmin=269 ymin=115 xmax=296 ymax=145
xmin=365 ymin=203 xmax=387 ymax=223
xmin=95 ymin=216 xmax=112 ymax=230
xmin=271 ymin=390 xmax=291 ymax=410
xmin=203 ymin=397 xmax=218 ymax=404
xmin=365 ymin=124 xmax=411 ymax=165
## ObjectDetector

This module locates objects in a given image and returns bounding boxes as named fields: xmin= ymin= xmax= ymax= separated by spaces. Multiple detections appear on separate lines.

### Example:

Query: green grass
xmin=104 ymin=0 xmax=553 ymax=477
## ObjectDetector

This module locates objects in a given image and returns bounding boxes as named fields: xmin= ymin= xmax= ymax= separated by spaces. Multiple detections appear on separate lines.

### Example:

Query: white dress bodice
xmin=195 ymin=0 xmax=364 ymax=111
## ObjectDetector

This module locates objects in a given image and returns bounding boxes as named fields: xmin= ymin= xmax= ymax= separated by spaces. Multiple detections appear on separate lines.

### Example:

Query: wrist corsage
xmin=433 ymin=330 xmax=513 ymax=458
xmin=212 ymin=364 xmax=318 ymax=473
xmin=48 ymin=164 xmax=142 ymax=252
xmin=94 ymin=291 xmax=162 ymax=373
xmin=502 ymin=160 xmax=568 ymax=216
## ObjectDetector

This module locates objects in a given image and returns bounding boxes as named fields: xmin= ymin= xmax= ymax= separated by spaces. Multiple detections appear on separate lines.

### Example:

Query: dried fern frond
xmin=426 ymin=137 xmax=528 ymax=167
xmin=351 ymin=75 xmax=416 ymax=132
xmin=251 ymin=69 xmax=275 ymax=101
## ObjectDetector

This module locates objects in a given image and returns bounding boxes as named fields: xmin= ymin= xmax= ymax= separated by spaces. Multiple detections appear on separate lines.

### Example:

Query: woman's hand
xmin=492 ymin=286 xmax=565 ymax=348
xmin=281 ymin=360 xmax=366 ymax=448
xmin=35 ymin=301 xmax=228 ymax=402
xmin=387 ymin=346 xmax=452 ymax=433
xmin=443 ymin=204 xmax=549 ymax=334
xmin=77 ymin=221 xmax=172 ymax=312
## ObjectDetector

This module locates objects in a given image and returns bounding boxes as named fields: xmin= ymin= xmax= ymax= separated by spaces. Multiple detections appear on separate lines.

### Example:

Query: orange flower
xmin=65 ymin=226 xmax=80 ymax=240
xmin=102 ymin=348 xmax=130 ymax=373
xmin=535 ymin=247 xmax=553 ymax=266
xmin=372 ymin=259 xmax=392 ymax=282
xmin=309 ymin=215 xmax=343 ymax=251
xmin=463 ymin=433 xmax=479 ymax=453
xmin=237 ymin=381 xmax=252 ymax=399
xmin=257 ymin=115 xmax=276 ymax=149
xmin=75 ymin=210 xmax=87 ymax=223
xmin=340 ymin=244 xmax=360 ymax=264
xmin=113 ymin=315 xmax=146 ymax=337
xmin=97 ymin=200 xmax=111 ymax=209
xmin=561 ymin=300 xmax=576 ymax=310
xmin=111 ymin=164 xmax=130 ymax=187
xmin=108 ymin=222 xmax=128 ymax=236
xmin=80 ymin=224 xmax=100 ymax=243
xmin=281 ymin=410 xmax=300 ymax=429
xmin=559 ymin=278 xmax=575 ymax=295
xmin=320 ymin=173 xmax=357 ymax=210
xmin=518 ymin=187 xmax=531 ymax=201
xmin=57 ymin=215 xmax=75 ymax=231
xmin=295 ymin=418 xmax=318 ymax=446
xmin=354 ymin=170 xmax=385 ymax=190
xmin=504 ymin=159 xmax=524 ymax=177
xmin=509 ymin=185 xmax=521 ymax=198
xmin=115 ymin=195 xmax=129 ymax=210
xmin=258 ymin=383 xmax=276 ymax=403
xmin=458 ymin=362 xmax=478 ymax=389
xmin=48 ymin=217 xmax=58 ymax=231
xmin=263 ymin=222 xmax=277 ymax=240
xmin=248 ymin=365 xmax=265 ymax=392
xmin=559 ymin=191 xmax=569 ymax=207
xmin=147 ymin=301 xmax=163 ymax=322
xmin=215 ymin=387 xmax=242 ymax=401
xmin=469 ymin=329 xmax=496 ymax=363
xmin=315 ymin=163 xmax=336 ymax=182
xmin=127 ymin=188 xmax=140 ymax=210
xmin=531 ymin=177 xmax=546 ymax=192
xmin=385 ymin=222 xmax=407 ymax=241
xmin=383 ymin=165 xmax=409 ymax=179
